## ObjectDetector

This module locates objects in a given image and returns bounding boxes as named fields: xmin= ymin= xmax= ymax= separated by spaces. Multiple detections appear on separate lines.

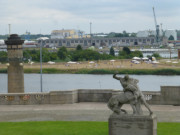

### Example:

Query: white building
xmin=164 ymin=29 xmax=177 ymax=40
xmin=0 ymin=39 xmax=5 ymax=45
xmin=137 ymin=29 xmax=177 ymax=40
xmin=137 ymin=30 xmax=154 ymax=37
xmin=51 ymin=29 xmax=86 ymax=39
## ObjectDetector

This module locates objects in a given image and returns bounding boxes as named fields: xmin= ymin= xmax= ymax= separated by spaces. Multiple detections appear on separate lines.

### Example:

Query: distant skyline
xmin=0 ymin=0 xmax=180 ymax=35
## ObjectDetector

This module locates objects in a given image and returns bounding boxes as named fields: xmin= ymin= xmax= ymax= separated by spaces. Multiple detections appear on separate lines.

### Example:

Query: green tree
xmin=50 ymin=52 xmax=58 ymax=61
xmin=118 ymin=51 xmax=127 ymax=59
xmin=114 ymin=33 xmax=123 ymax=37
xmin=57 ymin=46 xmax=68 ymax=60
xmin=123 ymin=47 xmax=131 ymax=54
xmin=71 ymin=50 xmax=101 ymax=61
xmin=168 ymin=35 xmax=174 ymax=40
xmin=42 ymin=48 xmax=50 ymax=62
xmin=122 ymin=30 xmax=129 ymax=37
xmin=100 ymin=53 xmax=114 ymax=60
xmin=152 ymin=53 xmax=161 ymax=59
xmin=130 ymin=33 xmax=137 ymax=37
xmin=23 ymin=50 xmax=31 ymax=62
xmin=23 ymin=49 xmax=39 ymax=62
xmin=110 ymin=47 xmax=115 ymax=56
xmin=0 ymin=51 xmax=7 ymax=62
xmin=76 ymin=45 xmax=82 ymax=51
xmin=131 ymin=50 xmax=143 ymax=58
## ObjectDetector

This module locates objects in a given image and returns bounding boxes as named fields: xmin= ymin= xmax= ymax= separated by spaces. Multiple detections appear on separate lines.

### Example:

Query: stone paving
xmin=0 ymin=103 xmax=180 ymax=122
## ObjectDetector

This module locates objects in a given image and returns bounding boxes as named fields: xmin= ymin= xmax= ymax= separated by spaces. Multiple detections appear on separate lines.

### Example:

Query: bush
xmin=57 ymin=47 xmax=68 ymax=60
xmin=0 ymin=51 xmax=7 ymax=62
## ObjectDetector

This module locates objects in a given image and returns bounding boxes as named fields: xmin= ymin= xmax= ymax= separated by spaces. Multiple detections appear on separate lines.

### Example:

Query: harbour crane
xmin=152 ymin=7 xmax=160 ymax=44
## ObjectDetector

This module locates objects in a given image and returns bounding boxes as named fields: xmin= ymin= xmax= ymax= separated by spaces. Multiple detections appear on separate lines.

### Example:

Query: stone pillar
xmin=5 ymin=34 xmax=24 ymax=93
xmin=109 ymin=114 xmax=157 ymax=135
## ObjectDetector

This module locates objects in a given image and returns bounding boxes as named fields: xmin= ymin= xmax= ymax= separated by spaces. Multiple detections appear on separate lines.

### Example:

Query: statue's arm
xmin=134 ymin=79 xmax=139 ymax=83
xmin=113 ymin=74 xmax=122 ymax=80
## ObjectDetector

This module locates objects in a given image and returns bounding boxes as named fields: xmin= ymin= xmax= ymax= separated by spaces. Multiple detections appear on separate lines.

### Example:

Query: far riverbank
xmin=1 ymin=68 xmax=180 ymax=75
xmin=0 ymin=59 xmax=180 ymax=75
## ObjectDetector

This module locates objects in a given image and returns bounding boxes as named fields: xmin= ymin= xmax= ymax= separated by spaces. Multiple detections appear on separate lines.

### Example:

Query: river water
xmin=0 ymin=74 xmax=179 ymax=93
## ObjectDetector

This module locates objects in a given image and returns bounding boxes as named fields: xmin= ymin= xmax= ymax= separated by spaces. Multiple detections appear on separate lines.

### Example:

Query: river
xmin=0 ymin=74 xmax=179 ymax=93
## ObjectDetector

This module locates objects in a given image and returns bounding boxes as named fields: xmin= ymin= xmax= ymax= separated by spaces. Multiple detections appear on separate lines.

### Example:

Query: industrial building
xmin=51 ymin=29 xmax=89 ymax=39
xmin=37 ymin=37 xmax=156 ymax=48
xmin=137 ymin=29 xmax=177 ymax=40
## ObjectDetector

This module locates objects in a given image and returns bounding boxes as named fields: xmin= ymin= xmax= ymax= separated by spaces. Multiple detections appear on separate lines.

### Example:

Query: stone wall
xmin=161 ymin=86 xmax=180 ymax=105
xmin=0 ymin=86 xmax=179 ymax=105
xmin=78 ymin=89 xmax=113 ymax=102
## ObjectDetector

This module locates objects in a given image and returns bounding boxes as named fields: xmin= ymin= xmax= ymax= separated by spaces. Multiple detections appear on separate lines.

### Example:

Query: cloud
xmin=0 ymin=0 xmax=180 ymax=34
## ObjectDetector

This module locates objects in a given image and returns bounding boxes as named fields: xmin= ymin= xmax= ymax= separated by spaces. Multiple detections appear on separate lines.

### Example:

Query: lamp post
xmin=40 ymin=42 xmax=43 ymax=92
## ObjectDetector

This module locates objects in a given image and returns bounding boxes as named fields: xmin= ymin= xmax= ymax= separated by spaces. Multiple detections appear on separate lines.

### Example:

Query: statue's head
xmin=124 ymin=75 xmax=129 ymax=80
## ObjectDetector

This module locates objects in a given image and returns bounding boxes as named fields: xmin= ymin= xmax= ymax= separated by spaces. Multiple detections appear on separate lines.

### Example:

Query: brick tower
xmin=5 ymin=34 xmax=24 ymax=93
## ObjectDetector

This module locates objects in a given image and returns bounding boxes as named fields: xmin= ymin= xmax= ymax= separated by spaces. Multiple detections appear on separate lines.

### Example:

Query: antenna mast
xmin=8 ymin=24 xmax=11 ymax=36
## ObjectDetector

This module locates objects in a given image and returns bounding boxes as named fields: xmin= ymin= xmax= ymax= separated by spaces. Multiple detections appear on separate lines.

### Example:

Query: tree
xmin=71 ymin=49 xmax=101 ymax=61
xmin=123 ymin=47 xmax=131 ymax=54
xmin=168 ymin=35 xmax=174 ymax=40
xmin=130 ymin=33 xmax=137 ymax=37
xmin=50 ymin=52 xmax=58 ymax=61
xmin=122 ymin=30 xmax=129 ymax=37
xmin=0 ymin=51 xmax=7 ymax=62
xmin=42 ymin=48 xmax=50 ymax=62
xmin=114 ymin=33 xmax=123 ymax=37
xmin=57 ymin=46 xmax=68 ymax=60
xmin=152 ymin=53 xmax=161 ymax=59
xmin=131 ymin=50 xmax=143 ymax=58
xmin=76 ymin=45 xmax=82 ymax=51
xmin=110 ymin=47 xmax=115 ymax=56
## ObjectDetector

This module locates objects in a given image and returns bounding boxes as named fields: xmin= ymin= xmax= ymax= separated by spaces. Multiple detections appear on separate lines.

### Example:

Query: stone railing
xmin=0 ymin=86 xmax=179 ymax=105
xmin=161 ymin=86 xmax=180 ymax=105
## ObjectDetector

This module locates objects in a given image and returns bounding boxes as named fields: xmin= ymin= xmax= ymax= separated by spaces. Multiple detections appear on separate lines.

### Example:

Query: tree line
xmin=0 ymin=45 xmax=144 ymax=63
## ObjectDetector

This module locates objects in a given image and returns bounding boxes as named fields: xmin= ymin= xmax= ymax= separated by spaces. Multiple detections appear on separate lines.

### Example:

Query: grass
xmin=158 ymin=123 xmax=180 ymax=135
xmin=0 ymin=121 xmax=108 ymax=135
xmin=0 ymin=121 xmax=179 ymax=135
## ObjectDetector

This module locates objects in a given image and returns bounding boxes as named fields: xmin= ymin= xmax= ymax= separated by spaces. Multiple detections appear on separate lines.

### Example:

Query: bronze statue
xmin=108 ymin=74 xmax=153 ymax=115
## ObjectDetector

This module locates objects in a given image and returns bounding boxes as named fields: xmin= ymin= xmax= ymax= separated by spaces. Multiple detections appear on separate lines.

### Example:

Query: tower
xmin=5 ymin=34 xmax=24 ymax=93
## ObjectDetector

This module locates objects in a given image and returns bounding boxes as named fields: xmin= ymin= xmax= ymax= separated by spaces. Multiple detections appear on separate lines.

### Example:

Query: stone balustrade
xmin=0 ymin=86 xmax=179 ymax=105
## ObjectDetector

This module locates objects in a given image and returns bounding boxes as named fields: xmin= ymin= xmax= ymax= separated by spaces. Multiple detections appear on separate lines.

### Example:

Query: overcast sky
xmin=0 ymin=0 xmax=179 ymax=35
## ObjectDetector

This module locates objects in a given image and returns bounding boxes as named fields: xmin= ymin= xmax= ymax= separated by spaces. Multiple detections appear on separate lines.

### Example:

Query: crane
xmin=152 ymin=7 xmax=160 ymax=44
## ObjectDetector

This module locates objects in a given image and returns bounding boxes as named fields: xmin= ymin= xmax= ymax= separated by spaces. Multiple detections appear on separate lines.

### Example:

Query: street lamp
xmin=40 ymin=41 xmax=43 ymax=92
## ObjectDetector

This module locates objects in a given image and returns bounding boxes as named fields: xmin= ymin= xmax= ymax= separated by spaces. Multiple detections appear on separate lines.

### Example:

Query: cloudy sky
xmin=0 ymin=0 xmax=179 ymax=35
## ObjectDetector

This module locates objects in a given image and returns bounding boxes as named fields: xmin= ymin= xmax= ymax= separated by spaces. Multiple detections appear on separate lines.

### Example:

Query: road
xmin=0 ymin=103 xmax=180 ymax=122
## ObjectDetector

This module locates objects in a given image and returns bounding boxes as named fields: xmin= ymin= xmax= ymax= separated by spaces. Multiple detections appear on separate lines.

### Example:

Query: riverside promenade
xmin=0 ymin=103 xmax=180 ymax=122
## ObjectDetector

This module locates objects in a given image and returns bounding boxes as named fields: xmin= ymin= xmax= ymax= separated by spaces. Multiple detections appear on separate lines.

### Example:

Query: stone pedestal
xmin=109 ymin=114 xmax=157 ymax=135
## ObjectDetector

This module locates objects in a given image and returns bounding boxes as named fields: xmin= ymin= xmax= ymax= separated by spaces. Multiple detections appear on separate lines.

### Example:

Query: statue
xmin=108 ymin=74 xmax=153 ymax=115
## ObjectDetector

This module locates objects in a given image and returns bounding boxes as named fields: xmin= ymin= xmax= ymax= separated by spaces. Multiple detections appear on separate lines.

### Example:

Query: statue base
xmin=108 ymin=114 xmax=157 ymax=135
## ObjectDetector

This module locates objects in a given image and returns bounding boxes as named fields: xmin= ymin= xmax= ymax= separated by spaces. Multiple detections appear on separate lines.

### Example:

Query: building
xmin=51 ymin=29 xmax=89 ymax=39
xmin=164 ymin=29 xmax=177 ymax=40
xmin=37 ymin=37 xmax=156 ymax=48
xmin=137 ymin=29 xmax=177 ymax=41
xmin=137 ymin=30 xmax=156 ymax=37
